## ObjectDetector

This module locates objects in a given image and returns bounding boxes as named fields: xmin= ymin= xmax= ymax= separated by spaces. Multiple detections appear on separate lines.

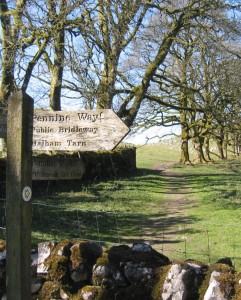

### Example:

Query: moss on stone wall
xmin=152 ymin=265 xmax=171 ymax=299
xmin=198 ymin=263 xmax=234 ymax=300
xmin=80 ymin=146 xmax=136 ymax=180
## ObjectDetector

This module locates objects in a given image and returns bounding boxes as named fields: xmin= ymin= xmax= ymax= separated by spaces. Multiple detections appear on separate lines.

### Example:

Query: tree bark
xmin=46 ymin=0 xmax=66 ymax=111
xmin=192 ymin=136 xmax=207 ymax=163
xmin=203 ymin=137 xmax=213 ymax=161
xmin=215 ymin=128 xmax=226 ymax=160
xmin=0 ymin=0 xmax=17 ymax=106
xmin=179 ymin=109 xmax=191 ymax=164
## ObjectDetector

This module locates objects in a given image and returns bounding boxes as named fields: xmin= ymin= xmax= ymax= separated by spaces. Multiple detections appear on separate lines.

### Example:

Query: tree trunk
xmin=0 ymin=0 xmax=17 ymax=106
xmin=49 ymin=27 xmax=65 ymax=111
xmin=215 ymin=127 xmax=226 ymax=160
xmin=203 ymin=137 xmax=213 ymax=161
xmin=46 ymin=0 xmax=67 ymax=111
xmin=215 ymin=136 xmax=225 ymax=160
xmin=192 ymin=136 xmax=207 ymax=163
xmin=216 ymin=140 xmax=225 ymax=159
xmin=96 ymin=56 xmax=118 ymax=109
xmin=179 ymin=111 xmax=191 ymax=164
xmin=180 ymin=137 xmax=190 ymax=164
xmin=223 ymin=132 xmax=228 ymax=159
xmin=234 ymin=135 xmax=241 ymax=156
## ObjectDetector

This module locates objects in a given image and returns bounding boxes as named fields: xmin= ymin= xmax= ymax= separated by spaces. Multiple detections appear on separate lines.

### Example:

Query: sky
xmin=124 ymin=125 xmax=181 ymax=145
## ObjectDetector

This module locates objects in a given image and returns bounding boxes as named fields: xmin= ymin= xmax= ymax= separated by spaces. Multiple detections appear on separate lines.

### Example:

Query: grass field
xmin=1 ymin=139 xmax=241 ymax=268
xmin=172 ymin=160 xmax=241 ymax=265
xmin=135 ymin=141 xmax=241 ymax=267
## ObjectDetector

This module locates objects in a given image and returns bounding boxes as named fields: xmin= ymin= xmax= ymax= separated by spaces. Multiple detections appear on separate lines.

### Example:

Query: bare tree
xmin=1 ymin=0 xmax=240 ymax=138
xmin=42 ymin=0 xmax=87 ymax=110
xmin=127 ymin=1 xmax=241 ymax=162
xmin=0 ymin=0 xmax=51 ymax=107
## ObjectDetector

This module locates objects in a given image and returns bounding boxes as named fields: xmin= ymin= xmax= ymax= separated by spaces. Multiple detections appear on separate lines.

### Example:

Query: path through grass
xmin=29 ymin=143 xmax=241 ymax=268
xmin=1 ymin=140 xmax=240 ymax=268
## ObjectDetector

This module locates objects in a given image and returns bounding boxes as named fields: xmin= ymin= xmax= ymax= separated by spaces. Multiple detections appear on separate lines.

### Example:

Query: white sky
xmin=124 ymin=125 xmax=181 ymax=145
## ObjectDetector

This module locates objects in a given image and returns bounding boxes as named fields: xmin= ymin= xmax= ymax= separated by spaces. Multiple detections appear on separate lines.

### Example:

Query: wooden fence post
xmin=6 ymin=91 xmax=33 ymax=300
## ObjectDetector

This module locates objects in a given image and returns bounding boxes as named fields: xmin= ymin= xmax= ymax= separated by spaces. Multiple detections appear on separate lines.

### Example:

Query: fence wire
xmin=0 ymin=199 xmax=241 ymax=268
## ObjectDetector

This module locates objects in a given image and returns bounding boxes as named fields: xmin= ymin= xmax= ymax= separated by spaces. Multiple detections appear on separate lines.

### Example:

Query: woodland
xmin=0 ymin=0 xmax=241 ymax=163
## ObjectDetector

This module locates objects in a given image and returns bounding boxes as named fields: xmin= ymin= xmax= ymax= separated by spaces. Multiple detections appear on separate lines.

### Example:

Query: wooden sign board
xmin=0 ymin=114 xmax=7 ymax=138
xmin=30 ymin=109 xmax=129 ymax=152
xmin=32 ymin=157 xmax=85 ymax=180
xmin=1 ymin=109 xmax=130 ymax=151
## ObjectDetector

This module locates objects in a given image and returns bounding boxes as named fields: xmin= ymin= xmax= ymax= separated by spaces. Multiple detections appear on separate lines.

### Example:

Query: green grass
xmin=167 ymin=158 xmax=241 ymax=267
xmin=28 ymin=142 xmax=241 ymax=268
xmin=136 ymin=139 xmax=180 ymax=168
xmin=173 ymin=160 xmax=241 ymax=218
xmin=2 ymin=139 xmax=241 ymax=268
xmin=29 ymin=168 xmax=168 ymax=247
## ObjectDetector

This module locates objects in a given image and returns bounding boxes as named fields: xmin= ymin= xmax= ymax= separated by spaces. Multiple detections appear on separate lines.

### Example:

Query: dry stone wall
xmin=0 ymin=240 xmax=240 ymax=300
xmin=0 ymin=146 xmax=136 ymax=201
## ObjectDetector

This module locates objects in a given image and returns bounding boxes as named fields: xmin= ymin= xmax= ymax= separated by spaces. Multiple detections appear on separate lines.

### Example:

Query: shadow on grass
xmin=7 ymin=161 xmax=239 ymax=200
xmin=28 ymin=202 xmax=200 ymax=250
xmin=2 ymin=163 xmax=241 ymax=251
xmin=31 ymin=168 xmax=169 ymax=205
xmin=31 ymin=168 xmax=163 ymax=194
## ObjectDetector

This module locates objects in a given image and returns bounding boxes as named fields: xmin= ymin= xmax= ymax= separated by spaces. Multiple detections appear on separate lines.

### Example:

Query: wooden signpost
xmin=4 ymin=91 xmax=130 ymax=299
xmin=6 ymin=91 xmax=33 ymax=300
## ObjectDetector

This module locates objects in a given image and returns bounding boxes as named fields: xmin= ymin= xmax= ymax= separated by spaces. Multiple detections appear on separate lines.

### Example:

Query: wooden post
xmin=6 ymin=91 xmax=33 ymax=300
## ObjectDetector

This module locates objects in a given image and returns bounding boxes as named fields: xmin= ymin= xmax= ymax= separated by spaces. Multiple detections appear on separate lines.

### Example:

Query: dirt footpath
xmin=141 ymin=162 xmax=194 ymax=258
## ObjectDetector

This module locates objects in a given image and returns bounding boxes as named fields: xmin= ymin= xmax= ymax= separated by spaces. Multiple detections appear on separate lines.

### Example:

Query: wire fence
xmin=0 ymin=198 xmax=241 ymax=269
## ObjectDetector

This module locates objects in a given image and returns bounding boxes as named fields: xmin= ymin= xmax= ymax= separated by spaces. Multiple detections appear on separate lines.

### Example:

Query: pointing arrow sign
xmin=30 ymin=109 xmax=130 ymax=151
